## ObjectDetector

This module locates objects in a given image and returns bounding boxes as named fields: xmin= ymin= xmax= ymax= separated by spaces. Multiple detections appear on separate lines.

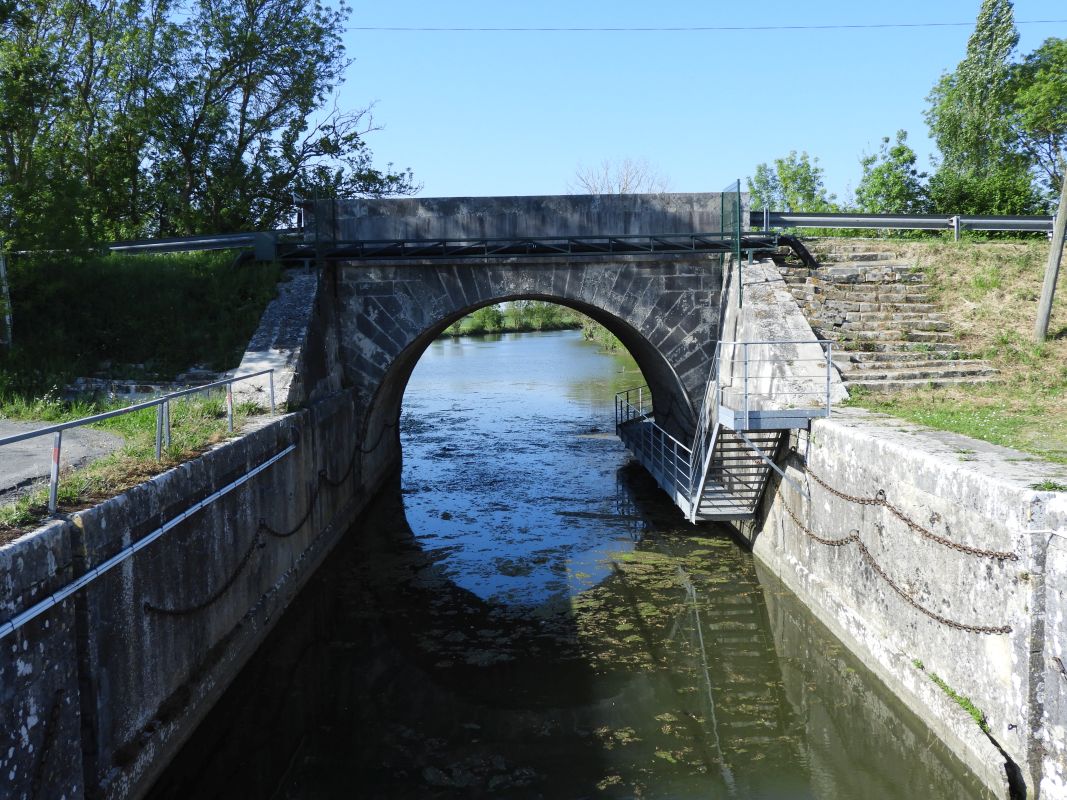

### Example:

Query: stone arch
xmin=334 ymin=254 xmax=723 ymax=480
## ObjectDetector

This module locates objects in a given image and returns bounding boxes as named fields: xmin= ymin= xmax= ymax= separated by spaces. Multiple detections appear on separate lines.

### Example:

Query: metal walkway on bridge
xmin=615 ymin=340 xmax=834 ymax=522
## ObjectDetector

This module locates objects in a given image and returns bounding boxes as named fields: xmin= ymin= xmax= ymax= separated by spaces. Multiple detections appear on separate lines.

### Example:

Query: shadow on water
xmin=147 ymin=330 xmax=995 ymax=799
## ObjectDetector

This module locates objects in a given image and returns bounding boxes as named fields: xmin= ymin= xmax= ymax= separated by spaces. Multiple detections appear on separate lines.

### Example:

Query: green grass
xmin=0 ymin=391 xmax=264 ymax=538
xmin=912 ymin=659 xmax=989 ymax=733
xmin=841 ymin=238 xmax=1067 ymax=465
xmin=441 ymin=301 xmax=583 ymax=337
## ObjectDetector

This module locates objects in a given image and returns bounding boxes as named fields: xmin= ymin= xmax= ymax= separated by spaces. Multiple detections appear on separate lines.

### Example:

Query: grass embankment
xmin=0 ymin=250 xmax=281 ymax=539
xmin=841 ymin=238 xmax=1067 ymax=464
xmin=0 ymin=393 xmax=261 ymax=540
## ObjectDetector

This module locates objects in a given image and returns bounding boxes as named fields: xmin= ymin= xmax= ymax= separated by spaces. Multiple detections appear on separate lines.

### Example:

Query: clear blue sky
xmin=339 ymin=1 xmax=1065 ymax=201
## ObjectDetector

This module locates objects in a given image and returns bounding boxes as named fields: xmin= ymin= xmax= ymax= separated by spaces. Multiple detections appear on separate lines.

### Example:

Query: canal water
xmin=149 ymin=329 xmax=994 ymax=799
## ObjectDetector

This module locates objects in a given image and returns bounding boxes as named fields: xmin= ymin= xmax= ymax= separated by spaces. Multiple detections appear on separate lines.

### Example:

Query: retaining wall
xmin=740 ymin=409 xmax=1067 ymax=798
xmin=0 ymin=387 xmax=397 ymax=799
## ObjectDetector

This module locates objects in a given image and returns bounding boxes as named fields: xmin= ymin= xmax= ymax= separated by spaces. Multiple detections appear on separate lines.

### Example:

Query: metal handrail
xmin=0 ymin=368 xmax=276 ymax=514
xmin=716 ymin=339 xmax=834 ymax=429
xmin=616 ymin=386 xmax=694 ymax=502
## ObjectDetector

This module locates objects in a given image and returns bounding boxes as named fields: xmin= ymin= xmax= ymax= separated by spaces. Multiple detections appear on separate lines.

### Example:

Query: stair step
xmin=846 ymin=376 xmax=1000 ymax=392
xmin=828 ymin=340 xmax=963 ymax=354
xmin=842 ymin=365 xmax=997 ymax=381
xmin=835 ymin=357 xmax=987 ymax=370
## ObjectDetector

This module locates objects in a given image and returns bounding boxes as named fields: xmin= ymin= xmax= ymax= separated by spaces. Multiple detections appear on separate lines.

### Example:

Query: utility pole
xmin=1035 ymin=166 xmax=1067 ymax=342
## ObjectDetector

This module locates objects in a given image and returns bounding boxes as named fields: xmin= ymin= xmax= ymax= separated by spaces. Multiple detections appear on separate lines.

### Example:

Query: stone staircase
xmin=778 ymin=242 xmax=997 ymax=393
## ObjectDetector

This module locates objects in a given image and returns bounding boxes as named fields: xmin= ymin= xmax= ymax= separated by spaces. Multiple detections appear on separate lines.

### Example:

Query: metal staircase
xmin=616 ymin=338 xmax=833 ymax=523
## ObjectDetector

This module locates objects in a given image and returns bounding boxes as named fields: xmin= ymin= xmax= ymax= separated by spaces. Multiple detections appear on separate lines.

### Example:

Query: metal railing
xmin=749 ymin=210 xmax=1055 ymax=239
xmin=0 ymin=442 xmax=295 ymax=641
xmin=0 ymin=369 xmax=276 ymax=515
xmin=615 ymin=387 xmax=694 ymax=501
xmin=716 ymin=339 xmax=834 ymax=429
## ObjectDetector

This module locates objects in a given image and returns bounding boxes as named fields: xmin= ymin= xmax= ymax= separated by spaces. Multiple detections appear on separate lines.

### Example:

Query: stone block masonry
xmin=334 ymin=254 xmax=724 ymax=446
xmin=0 ymin=387 xmax=392 ymax=800
xmin=740 ymin=408 xmax=1067 ymax=798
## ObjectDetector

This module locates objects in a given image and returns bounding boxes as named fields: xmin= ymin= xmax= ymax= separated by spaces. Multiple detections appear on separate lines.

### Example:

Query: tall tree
xmin=747 ymin=151 xmax=835 ymax=212
xmin=0 ymin=0 xmax=416 ymax=248
xmin=148 ymin=0 xmax=416 ymax=235
xmin=854 ymin=131 xmax=928 ymax=214
xmin=1010 ymin=37 xmax=1067 ymax=199
xmin=924 ymin=0 xmax=1037 ymax=213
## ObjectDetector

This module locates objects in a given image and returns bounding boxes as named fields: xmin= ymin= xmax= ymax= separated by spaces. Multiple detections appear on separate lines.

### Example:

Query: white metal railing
xmin=0 ymin=369 xmax=276 ymax=514
xmin=617 ymin=339 xmax=838 ymax=522
xmin=716 ymin=339 xmax=834 ymax=429
xmin=615 ymin=387 xmax=693 ymax=501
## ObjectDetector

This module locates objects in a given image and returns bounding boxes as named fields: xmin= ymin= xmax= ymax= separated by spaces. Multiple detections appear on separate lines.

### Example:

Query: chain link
xmin=783 ymin=503 xmax=1012 ymax=635
xmin=804 ymin=464 xmax=1019 ymax=562
xmin=141 ymin=413 xmax=390 ymax=617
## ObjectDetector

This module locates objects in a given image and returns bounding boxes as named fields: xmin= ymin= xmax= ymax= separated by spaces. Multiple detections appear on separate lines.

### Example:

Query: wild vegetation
xmin=0 ymin=251 xmax=280 ymax=397
xmin=441 ymin=301 xmax=583 ymax=337
xmin=748 ymin=0 xmax=1065 ymax=217
xmin=841 ymin=237 xmax=1067 ymax=463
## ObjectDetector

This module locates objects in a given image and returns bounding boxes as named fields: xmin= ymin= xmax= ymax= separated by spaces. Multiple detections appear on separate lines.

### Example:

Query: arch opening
xmin=360 ymin=293 xmax=698 ymax=478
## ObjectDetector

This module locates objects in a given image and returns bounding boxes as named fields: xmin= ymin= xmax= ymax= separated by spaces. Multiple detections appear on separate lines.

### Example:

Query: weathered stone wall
xmin=0 ymin=388 xmax=388 ymax=800
xmin=335 ymin=254 xmax=723 ymax=444
xmin=1039 ymin=533 xmax=1067 ymax=799
xmin=741 ymin=409 xmax=1067 ymax=798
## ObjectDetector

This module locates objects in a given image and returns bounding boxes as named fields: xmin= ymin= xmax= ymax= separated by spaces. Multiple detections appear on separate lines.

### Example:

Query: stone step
xmin=816 ymin=316 xmax=951 ymax=331
xmin=800 ymin=301 xmax=940 ymax=314
xmin=796 ymin=285 xmax=931 ymax=299
xmin=826 ymin=340 xmax=963 ymax=355
xmin=811 ymin=251 xmax=899 ymax=263
xmin=831 ymin=329 xmax=957 ymax=343
xmin=845 ymin=375 xmax=999 ymax=392
xmin=841 ymin=364 xmax=997 ymax=382
xmin=833 ymin=356 xmax=985 ymax=370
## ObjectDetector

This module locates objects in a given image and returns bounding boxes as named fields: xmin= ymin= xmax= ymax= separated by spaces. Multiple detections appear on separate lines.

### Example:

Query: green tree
xmin=0 ymin=0 xmax=416 ymax=248
xmin=1009 ymin=37 xmax=1067 ymax=198
xmin=924 ymin=0 xmax=1038 ymax=213
xmin=747 ymin=151 xmax=836 ymax=211
xmin=854 ymin=130 xmax=928 ymax=214
xmin=148 ymin=0 xmax=417 ymax=235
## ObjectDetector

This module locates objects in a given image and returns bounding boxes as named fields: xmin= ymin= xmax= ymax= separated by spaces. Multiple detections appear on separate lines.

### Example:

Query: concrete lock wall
xmin=0 ymin=388 xmax=392 ymax=800
xmin=740 ymin=411 xmax=1067 ymax=798
xmin=312 ymin=193 xmax=726 ymax=241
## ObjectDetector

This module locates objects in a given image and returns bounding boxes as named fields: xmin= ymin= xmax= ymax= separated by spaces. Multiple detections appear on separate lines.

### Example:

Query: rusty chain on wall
xmin=143 ymin=410 xmax=398 ymax=617
xmin=782 ymin=503 xmax=1012 ymax=635
xmin=803 ymin=464 xmax=1019 ymax=562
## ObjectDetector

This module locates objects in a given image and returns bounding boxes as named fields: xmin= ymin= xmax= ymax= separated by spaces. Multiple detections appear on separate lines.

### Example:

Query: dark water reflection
xmin=148 ymin=331 xmax=993 ymax=799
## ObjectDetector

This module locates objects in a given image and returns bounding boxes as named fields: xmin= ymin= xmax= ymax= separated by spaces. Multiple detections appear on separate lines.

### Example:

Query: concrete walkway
xmin=0 ymin=420 xmax=124 ymax=498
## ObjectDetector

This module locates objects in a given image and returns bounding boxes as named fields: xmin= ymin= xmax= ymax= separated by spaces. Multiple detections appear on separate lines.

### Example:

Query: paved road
xmin=0 ymin=421 xmax=124 ymax=497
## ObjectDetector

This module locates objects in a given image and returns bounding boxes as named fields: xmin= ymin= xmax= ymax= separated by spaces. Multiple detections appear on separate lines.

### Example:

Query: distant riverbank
xmin=441 ymin=301 xmax=623 ymax=351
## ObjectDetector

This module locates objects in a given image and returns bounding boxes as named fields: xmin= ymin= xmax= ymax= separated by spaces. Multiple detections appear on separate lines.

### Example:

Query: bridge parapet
xmin=306 ymin=193 xmax=730 ymax=242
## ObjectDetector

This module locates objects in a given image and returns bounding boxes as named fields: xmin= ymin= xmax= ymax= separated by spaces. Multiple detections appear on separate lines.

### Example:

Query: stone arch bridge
xmin=239 ymin=193 xmax=782 ymax=481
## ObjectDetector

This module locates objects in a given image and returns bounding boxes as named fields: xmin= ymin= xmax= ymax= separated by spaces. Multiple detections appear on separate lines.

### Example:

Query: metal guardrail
xmin=749 ymin=210 xmax=1055 ymax=238
xmin=0 ymin=369 xmax=276 ymax=514
xmin=277 ymin=232 xmax=779 ymax=261
xmin=107 ymin=229 xmax=301 ymax=255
